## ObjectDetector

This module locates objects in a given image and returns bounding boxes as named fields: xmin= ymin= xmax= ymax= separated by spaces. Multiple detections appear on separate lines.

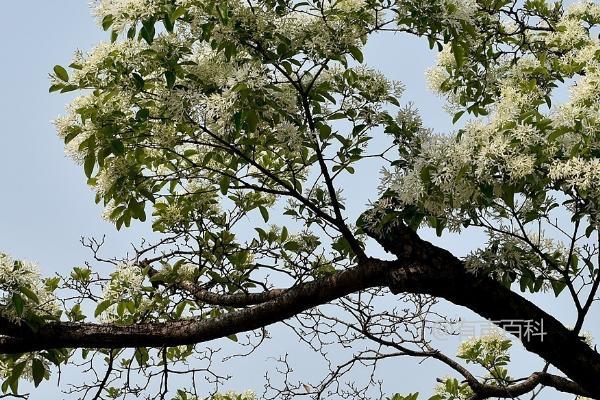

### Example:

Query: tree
xmin=1 ymin=0 xmax=600 ymax=398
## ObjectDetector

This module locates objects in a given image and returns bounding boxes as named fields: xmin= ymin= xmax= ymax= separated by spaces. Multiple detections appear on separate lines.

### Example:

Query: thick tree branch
xmin=464 ymin=372 xmax=588 ymax=399
xmin=0 ymin=259 xmax=390 ymax=353
xmin=364 ymin=221 xmax=600 ymax=398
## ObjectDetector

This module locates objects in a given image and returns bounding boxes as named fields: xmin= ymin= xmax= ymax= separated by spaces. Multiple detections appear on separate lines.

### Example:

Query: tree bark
xmin=367 ymin=222 xmax=600 ymax=398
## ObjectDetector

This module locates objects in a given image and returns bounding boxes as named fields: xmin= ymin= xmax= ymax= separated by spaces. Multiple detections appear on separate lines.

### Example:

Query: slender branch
xmin=92 ymin=350 xmax=114 ymax=400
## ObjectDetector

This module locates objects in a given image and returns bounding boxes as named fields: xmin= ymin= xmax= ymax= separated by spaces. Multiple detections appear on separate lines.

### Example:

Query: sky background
xmin=0 ymin=1 xmax=595 ymax=399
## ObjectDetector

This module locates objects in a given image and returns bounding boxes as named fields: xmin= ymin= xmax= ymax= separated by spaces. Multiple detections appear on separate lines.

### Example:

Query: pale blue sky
xmin=0 ymin=2 xmax=592 ymax=399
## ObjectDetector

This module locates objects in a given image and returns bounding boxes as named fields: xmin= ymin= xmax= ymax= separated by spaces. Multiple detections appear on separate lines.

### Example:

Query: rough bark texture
xmin=369 ymin=223 xmax=600 ymax=398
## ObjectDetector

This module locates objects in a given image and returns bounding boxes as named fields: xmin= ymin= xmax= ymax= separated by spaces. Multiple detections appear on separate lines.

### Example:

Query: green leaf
xmin=283 ymin=241 xmax=300 ymax=252
xmin=501 ymin=187 xmax=515 ymax=208
xmin=165 ymin=71 xmax=176 ymax=89
xmin=136 ymin=108 xmax=150 ymax=121
xmin=227 ymin=334 xmax=238 ymax=342
xmin=140 ymin=23 xmax=155 ymax=44
xmin=59 ymin=84 xmax=78 ymax=93
xmin=127 ymin=25 xmax=136 ymax=39
xmin=387 ymin=96 xmax=400 ymax=107
xmin=569 ymin=253 xmax=579 ymax=273
xmin=110 ymin=139 xmax=126 ymax=156
xmin=259 ymin=206 xmax=269 ymax=222
xmin=548 ymin=128 xmax=567 ymax=142
xmin=8 ymin=361 xmax=26 ymax=394
xmin=328 ymin=113 xmax=346 ymax=120
xmin=348 ymin=46 xmax=364 ymax=63
xmin=11 ymin=361 xmax=26 ymax=380
xmin=171 ymin=6 xmax=187 ymax=21
xmin=102 ymin=15 xmax=114 ymax=31
xmin=216 ymin=3 xmax=229 ymax=23
xmin=245 ymin=111 xmax=258 ymax=132
xmin=19 ymin=286 xmax=39 ymax=303
xmin=419 ymin=165 xmax=433 ymax=184
xmin=31 ymin=359 xmax=45 ymax=387
xmin=132 ymin=73 xmax=145 ymax=90
xmin=49 ymin=84 xmax=64 ymax=93
xmin=12 ymin=294 xmax=24 ymax=317
xmin=139 ymin=188 xmax=156 ymax=202
xmin=94 ymin=300 xmax=112 ymax=317
xmin=551 ymin=279 xmax=566 ymax=297
xmin=163 ymin=13 xmax=175 ymax=32
xmin=84 ymin=152 xmax=96 ymax=178
xmin=219 ymin=176 xmax=230 ymax=195
xmin=585 ymin=224 xmax=595 ymax=238
xmin=435 ymin=220 xmax=445 ymax=237
xmin=134 ymin=347 xmax=149 ymax=367
xmin=9 ymin=378 xmax=18 ymax=396
xmin=452 ymin=110 xmax=465 ymax=124
xmin=53 ymin=65 xmax=69 ymax=82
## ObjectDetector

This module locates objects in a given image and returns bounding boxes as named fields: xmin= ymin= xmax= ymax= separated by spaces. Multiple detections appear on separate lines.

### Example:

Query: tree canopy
xmin=2 ymin=0 xmax=600 ymax=398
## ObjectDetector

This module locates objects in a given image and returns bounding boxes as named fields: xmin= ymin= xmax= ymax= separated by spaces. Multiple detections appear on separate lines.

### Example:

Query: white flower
xmin=549 ymin=157 xmax=600 ymax=193
xmin=457 ymin=329 xmax=509 ymax=359
xmin=580 ymin=330 xmax=594 ymax=347
xmin=98 ymin=261 xmax=149 ymax=322
xmin=544 ymin=18 xmax=589 ymax=48
xmin=506 ymin=154 xmax=536 ymax=180
xmin=426 ymin=66 xmax=449 ymax=94
xmin=444 ymin=0 xmax=478 ymax=23
xmin=274 ymin=121 xmax=304 ymax=151
xmin=0 ymin=253 xmax=61 ymax=322
xmin=567 ymin=1 xmax=600 ymax=22
xmin=329 ymin=0 xmax=366 ymax=12
xmin=93 ymin=0 xmax=162 ymax=31
xmin=93 ymin=156 xmax=133 ymax=196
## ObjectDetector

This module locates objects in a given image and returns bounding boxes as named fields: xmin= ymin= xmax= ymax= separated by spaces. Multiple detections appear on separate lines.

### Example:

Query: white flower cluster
xmin=0 ymin=252 xmax=60 ymax=322
xmin=102 ymin=261 xmax=145 ymax=303
xmin=426 ymin=46 xmax=454 ymax=94
xmin=98 ymin=261 xmax=149 ymax=322
xmin=54 ymin=116 xmax=89 ymax=165
xmin=568 ymin=0 xmax=600 ymax=19
xmin=549 ymin=157 xmax=600 ymax=193
xmin=273 ymin=8 xmax=368 ymax=59
xmin=274 ymin=121 xmax=304 ymax=152
xmin=210 ymin=390 xmax=257 ymax=400
xmin=444 ymin=0 xmax=478 ymax=25
xmin=154 ymin=201 xmax=188 ymax=227
xmin=53 ymin=94 xmax=100 ymax=164
xmin=54 ymin=89 xmax=137 ymax=171
xmin=400 ymin=0 xmax=478 ymax=34
xmin=580 ymin=330 xmax=595 ymax=347
xmin=545 ymin=18 xmax=590 ymax=48
xmin=328 ymin=0 xmax=366 ymax=12
xmin=390 ymin=2 xmax=600 ymax=227
xmin=93 ymin=0 xmax=162 ymax=31
xmin=457 ymin=329 xmax=510 ymax=360
xmin=432 ymin=376 xmax=473 ymax=400
xmin=94 ymin=156 xmax=133 ymax=196
xmin=546 ymin=4 xmax=600 ymax=130
xmin=389 ymin=118 xmax=540 ymax=223
xmin=71 ymin=39 xmax=143 ymax=82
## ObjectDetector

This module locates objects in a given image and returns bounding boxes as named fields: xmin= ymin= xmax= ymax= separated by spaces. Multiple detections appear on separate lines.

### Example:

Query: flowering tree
xmin=1 ymin=0 xmax=600 ymax=398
